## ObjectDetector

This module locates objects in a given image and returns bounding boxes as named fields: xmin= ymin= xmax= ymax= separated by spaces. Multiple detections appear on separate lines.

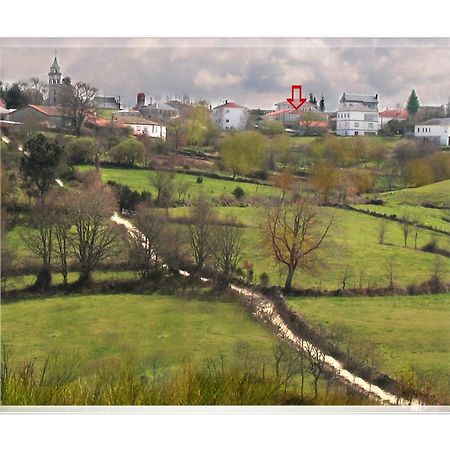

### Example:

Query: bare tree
xmin=378 ymin=218 xmax=388 ymax=244
xmin=68 ymin=185 xmax=120 ymax=284
xmin=385 ymin=254 xmax=397 ymax=290
xmin=130 ymin=205 xmax=165 ymax=279
xmin=358 ymin=267 xmax=366 ymax=290
xmin=49 ymin=190 xmax=72 ymax=286
xmin=186 ymin=198 xmax=217 ymax=272
xmin=176 ymin=180 xmax=191 ymax=205
xmin=305 ymin=342 xmax=326 ymax=399
xmin=412 ymin=217 xmax=420 ymax=249
xmin=158 ymin=227 xmax=189 ymax=271
xmin=273 ymin=343 xmax=302 ymax=400
xmin=400 ymin=214 xmax=411 ymax=247
xmin=263 ymin=197 xmax=335 ymax=291
xmin=212 ymin=217 xmax=244 ymax=285
xmin=61 ymin=81 xmax=97 ymax=135
xmin=22 ymin=203 xmax=55 ymax=290
xmin=340 ymin=266 xmax=352 ymax=290
xmin=149 ymin=170 xmax=175 ymax=206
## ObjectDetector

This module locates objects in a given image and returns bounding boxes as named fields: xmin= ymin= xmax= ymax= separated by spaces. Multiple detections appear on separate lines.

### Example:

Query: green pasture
xmin=288 ymin=294 xmax=450 ymax=393
xmin=77 ymin=165 xmax=280 ymax=200
xmin=2 ymin=293 xmax=278 ymax=375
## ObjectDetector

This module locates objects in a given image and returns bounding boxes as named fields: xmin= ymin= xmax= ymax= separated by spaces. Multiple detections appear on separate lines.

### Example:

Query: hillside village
xmin=1 ymin=55 xmax=450 ymax=145
xmin=1 ymin=52 xmax=450 ymax=408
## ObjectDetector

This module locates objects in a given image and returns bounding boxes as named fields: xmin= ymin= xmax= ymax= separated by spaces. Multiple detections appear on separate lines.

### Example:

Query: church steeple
xmin=48 ymin=51 xmax=62 ymax=106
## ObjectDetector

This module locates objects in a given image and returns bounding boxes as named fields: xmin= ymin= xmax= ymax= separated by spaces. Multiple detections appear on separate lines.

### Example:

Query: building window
xmin=354 ymin=122 xmax=359 ymax=127
xmin=417 ymin=127 xmax=420 ymax=133
xmin=226 ymin=119 xmax=230 ymax=123
xmin=368 ymin=122 xmax=373 ymax=128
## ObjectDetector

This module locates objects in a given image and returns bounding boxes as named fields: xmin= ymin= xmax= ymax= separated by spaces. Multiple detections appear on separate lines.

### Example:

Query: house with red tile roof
xmin=379 ymin=108 xmax=408 ymax=126
xmin=8 ymin=104 xmax=70 ymax=129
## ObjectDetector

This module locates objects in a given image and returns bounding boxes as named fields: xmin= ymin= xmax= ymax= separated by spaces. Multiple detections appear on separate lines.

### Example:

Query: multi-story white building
xmin=213 ymin=101 xmax=248 ymax=130
xmin=336 ymin=93 xmax=380 ymax=136
xmin=414 ymin=118 xmax=450 ymax=146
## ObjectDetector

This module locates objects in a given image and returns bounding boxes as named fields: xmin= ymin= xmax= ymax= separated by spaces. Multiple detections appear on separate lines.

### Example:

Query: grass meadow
xmin=288 ymin=294 xmax=450 ymax=395
xmin=167 ymin=205 xmax=449 ymax=290
xmin=77 ymin=165 xmax=280 ymax=200
xmin=1 ymin=293 xmax=278 ymax=374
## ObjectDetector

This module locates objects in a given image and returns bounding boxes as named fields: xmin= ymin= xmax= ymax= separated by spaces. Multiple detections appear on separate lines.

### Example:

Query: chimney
xmin=225 ymin=100 xmax=228 ymax=104
xmin=136 ymin=92 xmax=145 ymax=109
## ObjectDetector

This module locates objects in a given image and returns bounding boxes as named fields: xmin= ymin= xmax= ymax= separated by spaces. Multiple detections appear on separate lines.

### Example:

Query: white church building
xmin=336 ymin=93 xmax=380 ymax=136
xmin=212 ymin=101 xmax=248 ymax=130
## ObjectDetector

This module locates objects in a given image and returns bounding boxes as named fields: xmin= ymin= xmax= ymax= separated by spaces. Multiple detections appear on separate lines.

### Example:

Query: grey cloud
xmin=1 ymin=38 xmax=449 ymax=110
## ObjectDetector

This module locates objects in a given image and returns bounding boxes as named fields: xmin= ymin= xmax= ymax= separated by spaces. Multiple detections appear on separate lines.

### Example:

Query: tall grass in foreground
xmin=1 ymin=350 xmax=371 ymax=406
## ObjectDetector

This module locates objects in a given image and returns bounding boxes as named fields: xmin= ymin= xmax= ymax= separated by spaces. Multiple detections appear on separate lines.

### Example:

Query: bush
xmin=196 ymin=176 xmax=203 ymax=184
xmin=107 ymin=180 xmax=152 ymax=211
xmin=367 ymin=198 xmax=384 ymax=206
xmin=110 ymin=138 xmax=145 ymax=166
xmin=421 ymin=240 xmax=450 ymax=258
xmin=66 ymin=137 xmax=96 ymax=164
xmin=232 ymin=186 xmax=245 ymax=199
xmin=259 ymin=272 xmax=270 ymax=287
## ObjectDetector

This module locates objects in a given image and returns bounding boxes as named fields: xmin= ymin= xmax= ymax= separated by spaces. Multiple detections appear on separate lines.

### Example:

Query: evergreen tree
xmin=319 ymin=95 xmax=326 ymax=112
xmin=313 ymin=96 xmax=317 ymax=106
xmin=309 ymin=93 xmax=314 ymax=104
xmin=21 ymin=133 xmax=65 ymax=201
xmin=406 ymin=90 xmax=420 ymax=116
xmin=4 ymin=83 xmax=28 ymax=109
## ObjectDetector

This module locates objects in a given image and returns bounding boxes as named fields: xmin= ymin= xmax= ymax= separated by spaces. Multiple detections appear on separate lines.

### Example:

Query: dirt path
xmin=111 ymin=212 xmax=419 ymax=406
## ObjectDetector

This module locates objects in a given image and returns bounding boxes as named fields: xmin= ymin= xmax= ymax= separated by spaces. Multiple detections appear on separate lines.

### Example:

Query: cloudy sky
xmin=1 ymin=38 xmax=449 ymax=111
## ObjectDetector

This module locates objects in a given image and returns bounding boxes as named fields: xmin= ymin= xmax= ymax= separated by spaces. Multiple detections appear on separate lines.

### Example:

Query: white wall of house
xmin=213 ymin=106 xmax=248 ymax=130
xmin=127 ymin=123 xmax=167 ymax=140
xmin=414 ymin=124 xmax=450 ymax=146
xmin=336 ymin=111 xmax=379 ymax=136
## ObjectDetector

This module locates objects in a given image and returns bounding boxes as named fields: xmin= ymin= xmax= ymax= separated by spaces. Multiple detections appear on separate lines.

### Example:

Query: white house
xmin=116 ymin=117 xmax=167 ymax=141
xmin=336 ymin=93 xmax=380 ymax=136
xmin=213 ymin=101 xmax=248 ymax=130
xmin=414 ymin=118 xmax=450 ymax=146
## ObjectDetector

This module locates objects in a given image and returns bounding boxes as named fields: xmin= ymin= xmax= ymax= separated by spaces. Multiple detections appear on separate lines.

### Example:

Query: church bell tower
xmin=48 ymin=52 xmax=62 ymax=106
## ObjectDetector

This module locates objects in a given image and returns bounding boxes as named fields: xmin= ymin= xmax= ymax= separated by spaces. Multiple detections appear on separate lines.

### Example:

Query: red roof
xmin=264 ymin=108 xmax=291 ymax=117
xmin=29 ymin=104 xmax=63 ymax=117
xmin=380 ymin=109 xmax=408 ymax=119
xmin=213 ymin=101 xmax=245 ymax=109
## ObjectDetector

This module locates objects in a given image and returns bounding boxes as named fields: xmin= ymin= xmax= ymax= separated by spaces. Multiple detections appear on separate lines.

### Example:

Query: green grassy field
xmin=167 ymin=205 xmax=448 ymax=290
xmin=376 ymin=180 xmax=450 ymax=208
xmin=3 ymin=270 xmax=137 ymax=293
xmin=2 ymin=293 xmax=278 ymax=375
xmin=77 ymin=166 xmax=280 ymax=200
xmin=288 ymin=294 xmax=450 ymax=389
xmin=352 ymin=203 xmax=450 ymax=233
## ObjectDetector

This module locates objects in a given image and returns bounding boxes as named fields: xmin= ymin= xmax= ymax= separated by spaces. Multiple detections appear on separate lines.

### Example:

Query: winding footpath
xmin=111 ymin=212 xmax=420 ymax=407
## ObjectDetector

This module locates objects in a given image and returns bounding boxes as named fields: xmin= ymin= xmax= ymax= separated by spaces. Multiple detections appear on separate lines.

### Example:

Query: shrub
xmin=107 ymin=180 xmax=152 ymax=212
xmin=196 ymin=176 xmax=203 ymax=184
xmin=110 ymin=138 xmax=145 ymax=166
xmin=259 ymin=272 xmax=270 ymax=287
xmin=232 ymin=186 xmax=245 ymax=199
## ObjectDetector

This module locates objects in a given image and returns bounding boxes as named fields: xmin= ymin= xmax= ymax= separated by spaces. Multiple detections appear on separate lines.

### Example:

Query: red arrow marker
xmin=287 ymin=84 xmax=307 ymax=110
